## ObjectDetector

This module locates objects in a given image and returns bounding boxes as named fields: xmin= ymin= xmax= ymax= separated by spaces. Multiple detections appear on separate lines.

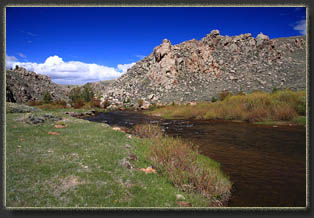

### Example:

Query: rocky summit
xmin=6 ymin=67 xmax=69 ymax=103
xmin=102 ymin=30 xmax=306 ymax=109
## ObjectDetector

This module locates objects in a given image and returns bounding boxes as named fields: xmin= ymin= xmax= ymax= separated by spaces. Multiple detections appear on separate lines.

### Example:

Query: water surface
xmin=84 ymin=111 xmax=306 ymax=207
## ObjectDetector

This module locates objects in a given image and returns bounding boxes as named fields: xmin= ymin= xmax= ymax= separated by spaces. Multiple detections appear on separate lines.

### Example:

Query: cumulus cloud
xmin=294 ymin=19 xmax=306 ymax=35
xmin=6 ymin=55 xmax=136 ymax=85
xmin=117 ymin=63 xmax=136 ymax=73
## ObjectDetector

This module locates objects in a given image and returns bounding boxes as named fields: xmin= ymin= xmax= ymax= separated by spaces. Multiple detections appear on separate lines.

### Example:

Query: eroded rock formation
xmin=6 ymin=67 xmax=69 ymax=103
xmin=103 ymin=30 xmax=306 ymax=108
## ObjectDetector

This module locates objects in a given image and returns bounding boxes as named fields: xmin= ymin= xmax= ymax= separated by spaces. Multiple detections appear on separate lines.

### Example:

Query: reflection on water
xmin=84 ymin=111 xmax=306 ymax=207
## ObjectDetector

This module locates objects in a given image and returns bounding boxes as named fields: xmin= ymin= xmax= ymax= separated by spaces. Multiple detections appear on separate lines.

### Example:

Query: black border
xmin=0 ymin=0 xmax=313 ymax=217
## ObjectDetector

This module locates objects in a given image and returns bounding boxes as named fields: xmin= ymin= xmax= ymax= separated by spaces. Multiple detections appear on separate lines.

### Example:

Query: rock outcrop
xmin=85 ymin=80 xmax=114 ymax=97
xmin=6 ymin=67 xmax=69 ymax=103
xmin=102 ymin=30 xmax=306 ymax=108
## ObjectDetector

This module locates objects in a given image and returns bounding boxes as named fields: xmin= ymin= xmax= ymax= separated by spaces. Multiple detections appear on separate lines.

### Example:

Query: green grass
xmin=6 ymin=108 xmax=228 ymax=208
xmin=292 ymin=116 xmax=307 ymax=125
xmin=132 ymin=124 xmax=231 ymax=206
xmin=147 ymin=90 xmax=306 ymax=124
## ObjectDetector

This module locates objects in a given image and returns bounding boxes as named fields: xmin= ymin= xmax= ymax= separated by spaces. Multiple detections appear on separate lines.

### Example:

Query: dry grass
xmin=132 ymin=124 xmax=164 ymax=138
xmin=133 ymin=124 xmax=232 ymax=205
xmin=149 ymin=90 xmax=306 ymax=123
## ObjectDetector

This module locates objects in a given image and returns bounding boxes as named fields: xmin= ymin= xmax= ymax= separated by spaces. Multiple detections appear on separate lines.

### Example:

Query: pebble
xmin=176 ymin=194 xmax=185 ymax=201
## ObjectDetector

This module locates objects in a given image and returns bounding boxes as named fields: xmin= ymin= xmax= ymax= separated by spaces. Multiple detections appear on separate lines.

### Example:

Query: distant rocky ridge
xmin=6 ymin=67 xmax=115 ymax=104
xmin=6 ymin=67 xmax=70 ymax=103
xmin=102 ymin=30 xmax=306 ymax=109
xmin=6 ymin=30 xmax=306 ymax=109
xmin=85 ymin=80 xmax=114 ymax=97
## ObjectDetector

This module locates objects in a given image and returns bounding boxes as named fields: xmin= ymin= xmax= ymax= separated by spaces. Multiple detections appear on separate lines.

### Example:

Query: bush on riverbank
xmin=132 ymin=124 xmax=232 ymax=206
xmin=148 ymin=90 xmax=306 ymax=123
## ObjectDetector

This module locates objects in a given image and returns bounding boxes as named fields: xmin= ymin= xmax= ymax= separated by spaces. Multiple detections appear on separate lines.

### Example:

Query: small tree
xmin=69 ymin=87 xmax=82 ymax=106
xmin=74 ymin=98 xmax=84 ymax=109
xmin=219 ymin=91 xmax=232 ymax=101
xmin=103 ymin=99 xmax=111 ymax=109
xmin=43 ymin=91 xmax=52 ymax=104
xmin=81 ymin=85 xmax=94 ymax=103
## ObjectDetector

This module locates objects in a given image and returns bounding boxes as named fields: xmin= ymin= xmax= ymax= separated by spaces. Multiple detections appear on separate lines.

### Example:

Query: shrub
xmin=137 ymin=99 xmax=144 ymax=107
xmin=148 ymin=103 xmax=158 ymax=110
xmin=211 ymin=97 xmax=217 ymax=103
xmin=221 ymin=104 xmax=246 ymax=120
xmin=28 ymin=100 xmax=43 ymax=106
xmin=271 ymin=103 xmax=297 ymax=121
xmin=148 ymin=136 xmax=231 ymax=203
xmin=295 ymin=96 xmax=306 ymax=115
xmin=123 ymin=97 xmax=131 ymax=103
xmin=53 ymin=100 xmax=67 ymax=107
xmin=219 ymin=91 xmax=232 ymax=101
xmin=42 ymin=91 xmax=53 ymax=104
xmin=103 ymin=99 xmax=111 ymax=109
xmin=132 ymin=124 xmax=164 ymax=139
xmin=81 ymin=85 xmax=94 ymax=103
xmin=246 ymin=106 xmax=269 ymax=122
xmin=149 ymin=90 xmax=306 ymax=122
xmin=68 ymin=87 xmax=82 ymax=106
xmin=91 ymin=98 xmax=101 ymax=108
xmin=204 ymin=110 xmax=218 ymax=120
xmin=68 ymin=85 xmax=95 ymax=108
xmin=37 ymin=104 xmax=65 ymax=110
xmin=74 ymin=98 xmax=84 ymax=109
xmin=236 ymin=91 xmax=245 ymax=96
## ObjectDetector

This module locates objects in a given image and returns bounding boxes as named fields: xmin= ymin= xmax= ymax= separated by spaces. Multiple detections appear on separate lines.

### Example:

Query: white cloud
xmin=294 ymin=19 xmax=306 ymax=35
xmin=6 ymin=55 xmax=18 ymax=62
xmin=6 ymin=55 xmax=136 ymax=85
xmin=117 ymin=63 xmax=136 ymax=73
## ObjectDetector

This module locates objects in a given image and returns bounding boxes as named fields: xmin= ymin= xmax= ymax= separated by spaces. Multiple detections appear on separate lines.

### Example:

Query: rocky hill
xmin=85 ymin=80 xmax=114 ymax=97
xmin=102 ymin=30 xmax=306 ymax=108
xmin=6 ymin=67 xmax=70 ymax=103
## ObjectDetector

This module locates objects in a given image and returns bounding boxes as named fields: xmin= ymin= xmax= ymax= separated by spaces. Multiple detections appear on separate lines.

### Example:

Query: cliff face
xmin=85 ymin=80 xmax=114 ymax=97
xmin=6 ymin=67 xmax=69 ymax=103
xmin=6 ymin=30 xmax=306 ymax=107
xmin=103 ymin=30 xmax=306 ymax=107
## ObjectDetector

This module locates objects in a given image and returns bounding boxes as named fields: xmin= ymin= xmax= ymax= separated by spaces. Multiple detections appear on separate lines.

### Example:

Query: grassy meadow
xmin=5 ymin=106 xmax=231 ymax=208
xmin=147 ymin=90 xmax=306 ymax=125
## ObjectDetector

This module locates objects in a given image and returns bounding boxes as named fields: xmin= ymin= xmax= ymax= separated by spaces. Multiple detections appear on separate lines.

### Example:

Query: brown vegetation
xmin=132 ymin=124 xmax=232 ymax=205
xmin=149 ymin=90 xmax=306 ymax=123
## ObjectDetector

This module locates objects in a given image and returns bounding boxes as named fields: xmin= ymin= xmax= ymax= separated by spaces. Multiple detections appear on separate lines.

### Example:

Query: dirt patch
xmin=53 ymin=175 xmax=85 ymax=197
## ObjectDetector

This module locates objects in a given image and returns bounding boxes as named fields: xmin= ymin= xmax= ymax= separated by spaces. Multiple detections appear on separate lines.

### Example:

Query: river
xmin=84 ymin=110 xmax=306 ymax=207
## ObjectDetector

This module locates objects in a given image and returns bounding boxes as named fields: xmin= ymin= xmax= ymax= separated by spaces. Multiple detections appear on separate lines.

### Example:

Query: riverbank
xmin=6 ymin=104 xmax=231 ymax=208
xmin=145 ymin=90 xmax=306 ymax=126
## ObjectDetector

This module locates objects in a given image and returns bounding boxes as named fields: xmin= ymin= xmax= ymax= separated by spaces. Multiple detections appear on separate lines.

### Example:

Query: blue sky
xmin=6 ymin=7 xmax=306 ymax=85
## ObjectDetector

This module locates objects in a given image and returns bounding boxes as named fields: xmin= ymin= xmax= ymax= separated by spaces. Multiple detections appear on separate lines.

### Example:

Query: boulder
xmin=256 ymin=32 xmax=270 ymax=46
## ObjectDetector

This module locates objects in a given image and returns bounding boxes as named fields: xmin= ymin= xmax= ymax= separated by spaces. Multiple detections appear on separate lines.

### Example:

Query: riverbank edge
xmin=143 ymin=111 xmax=306 ymax=127
xmin=5 ymin=105 xmax=232 ymax=207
